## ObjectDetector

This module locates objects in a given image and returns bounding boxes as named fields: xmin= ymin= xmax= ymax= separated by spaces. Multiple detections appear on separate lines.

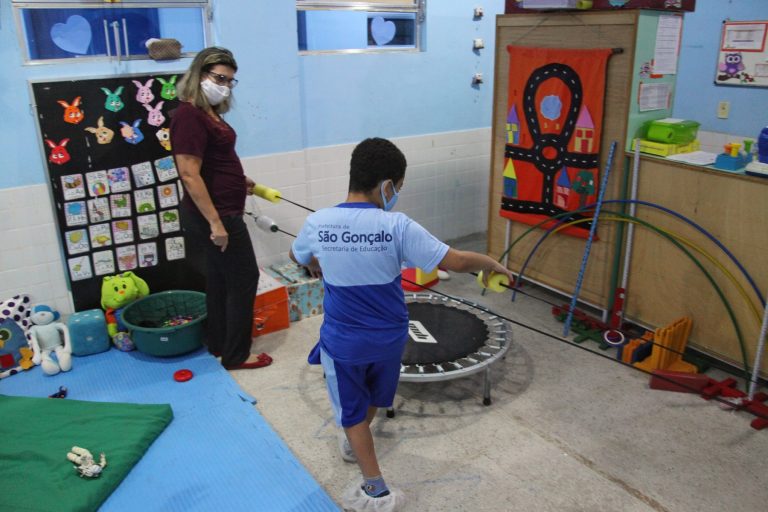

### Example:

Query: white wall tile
xmin=2 ymin=129 xmax=495 ymax=313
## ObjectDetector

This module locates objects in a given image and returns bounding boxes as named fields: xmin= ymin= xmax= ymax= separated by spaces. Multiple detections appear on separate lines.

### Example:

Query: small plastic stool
xmin=68 ymin=309 xmax=110 ymax=356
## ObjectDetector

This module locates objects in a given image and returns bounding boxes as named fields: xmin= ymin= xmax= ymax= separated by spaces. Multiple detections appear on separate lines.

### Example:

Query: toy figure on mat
xmin=100 ymin=271 xmax=149 ymax=351
xmin=290 ymin=138 xmax=515 ymax=512
xmin=67 ymin=446 xmax=107 ymax=478
xmin=28 ymin=305 xmax=72 ymax=376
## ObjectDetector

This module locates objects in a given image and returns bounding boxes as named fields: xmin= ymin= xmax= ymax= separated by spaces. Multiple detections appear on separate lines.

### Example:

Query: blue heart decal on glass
xmin=51 ymin=15 xmax=92 ymax=55
xmin=371 ymin=17 xmax=396 ymax=46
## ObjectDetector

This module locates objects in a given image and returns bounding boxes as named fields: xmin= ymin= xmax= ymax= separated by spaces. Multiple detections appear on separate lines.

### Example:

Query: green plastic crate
xmin=122 ymin=290 xmax=206 ymax=357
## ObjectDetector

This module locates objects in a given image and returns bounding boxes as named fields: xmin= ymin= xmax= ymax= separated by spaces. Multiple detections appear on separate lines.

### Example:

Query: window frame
xmin=297 ymin=0 xmax=426 ymax=55
xmin=12 ymin=1 xmax=212 ymax=66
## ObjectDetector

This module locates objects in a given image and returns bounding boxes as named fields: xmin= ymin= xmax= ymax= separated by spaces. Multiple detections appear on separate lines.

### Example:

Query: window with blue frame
xmin=297 ymin=1 xmax=423 ymax=54
xmin=15 ymin=3 xmax=209 ymax=63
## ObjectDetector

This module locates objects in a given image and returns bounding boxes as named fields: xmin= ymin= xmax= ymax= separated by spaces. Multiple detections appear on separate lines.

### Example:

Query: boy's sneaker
xmin=338 ymin=431 xmax=357 ymax=463
xmin=342 ymin=484 xmax=405 ymax=512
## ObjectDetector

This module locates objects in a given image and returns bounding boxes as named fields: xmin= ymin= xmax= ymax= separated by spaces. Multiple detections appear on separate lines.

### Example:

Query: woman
xmin=171 ymin=47 xmax=271 ymax=370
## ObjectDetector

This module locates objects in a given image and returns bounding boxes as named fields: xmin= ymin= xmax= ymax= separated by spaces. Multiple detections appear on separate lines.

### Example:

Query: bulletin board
xmin=624 ymin=11 xmax=682 ymax=151
xmin=715 ymin=20 xmax=768 ymax=87
xmin=30 ymin=72 xmax=203 ymax=312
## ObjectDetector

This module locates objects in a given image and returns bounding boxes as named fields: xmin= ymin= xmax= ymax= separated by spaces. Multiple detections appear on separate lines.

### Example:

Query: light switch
xmin=717 ymin=100 xmax=730 ymax=119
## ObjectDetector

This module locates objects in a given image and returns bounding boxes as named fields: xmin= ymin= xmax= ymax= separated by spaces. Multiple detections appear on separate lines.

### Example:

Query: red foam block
xmin=649 ymin=370 xmax=713 ymax=394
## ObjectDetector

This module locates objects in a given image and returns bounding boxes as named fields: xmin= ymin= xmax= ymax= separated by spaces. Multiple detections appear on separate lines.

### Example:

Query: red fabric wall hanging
xmin=500 ymin=46 xmax=613 ymax=238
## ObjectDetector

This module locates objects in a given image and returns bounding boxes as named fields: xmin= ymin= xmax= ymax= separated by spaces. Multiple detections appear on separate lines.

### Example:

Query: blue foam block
xmin=67 ymin=309 xmax=110 ymax=356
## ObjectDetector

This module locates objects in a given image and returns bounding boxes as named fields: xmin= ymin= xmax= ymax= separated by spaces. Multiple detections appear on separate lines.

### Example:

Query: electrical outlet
xmin=717 ymin=100 xmax=730 ymax=119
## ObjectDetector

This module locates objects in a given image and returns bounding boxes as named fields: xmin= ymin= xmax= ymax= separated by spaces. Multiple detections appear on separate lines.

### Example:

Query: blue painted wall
xmin=7 ymin=1 xmax=762 ymax=190
xmin=673 ymin=0 xmax=768 ymax=137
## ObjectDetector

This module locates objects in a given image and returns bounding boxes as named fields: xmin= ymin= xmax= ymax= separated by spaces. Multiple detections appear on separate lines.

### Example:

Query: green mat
xmin=0 ymin=395 xmax=173 ymax=512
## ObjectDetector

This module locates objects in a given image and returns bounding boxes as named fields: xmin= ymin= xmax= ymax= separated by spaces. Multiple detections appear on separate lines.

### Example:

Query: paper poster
xmin=61 ymin=174 xmax=85 ymax=200
xmin=65 ymin=229 xmax=89 ymax=255
xmin=638 ymin=83 xmax=671 ymax=112
xmin=116 ymin=245 xmax=138 ymax=271
xmin=88 ymin=223 xmax=112 ymax=249
xmin=131 ymin=161 xmax=156 ymax=188
xmin=64 ymin=201 xmax=88 ymax=226
xmin=160 ymin=208 xmax=180 ymax=233
xmin=157 ymin=182 xmax=179 ymax=208
xmin=155 ymin=156 xmax=178 ymax=182
xmin=92 ymin=249 xmax=115 ymax=276
xmin=107 ymin=167 xmax=131 ymax=193
xmin=653 ymin=15 xmax=682 ymax=75
xmin=68 ymin=255 xmax=93 ymax=281
xmin=111 ymin=219 xmax=134 ymax=244
xmin=134 ymin=188 xmax=156 ymax=213
xmin=85 ymin=170 xmax=110 ymax=197
xmin=137 ymin=214 xmax=159 ymax=240
xmin=138 ymin=242 xmax=159 ymax=268
xmin=87 ymin=197 xmax=111 ymax=224
xmin=165 ymin=236 xmax=186 ymax=261
xmin=110 ymin=193 xmax=132 ymax=218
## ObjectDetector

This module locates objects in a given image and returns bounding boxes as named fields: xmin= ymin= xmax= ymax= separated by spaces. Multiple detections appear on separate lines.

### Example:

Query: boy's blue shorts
xmin=320 ymin=348 xmax=402 ymax=428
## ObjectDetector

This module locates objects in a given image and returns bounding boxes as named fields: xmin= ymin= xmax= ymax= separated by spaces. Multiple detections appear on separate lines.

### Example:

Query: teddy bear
xmin=28 ymin=304 xmax=72 ymax=376
xmin=101 ymin=271 xmax=149 ymax=351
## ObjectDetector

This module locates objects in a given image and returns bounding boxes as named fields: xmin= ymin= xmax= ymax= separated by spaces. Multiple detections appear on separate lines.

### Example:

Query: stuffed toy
xmin=28 ymin=304 xmax=72 ymax=376
xmin=67 ymin=446 xmax=107 ymax=478
xmin=0 ymin=294 xmax=36 ymax=378
xmin=101 ymin=271 xmax=149 ymax=351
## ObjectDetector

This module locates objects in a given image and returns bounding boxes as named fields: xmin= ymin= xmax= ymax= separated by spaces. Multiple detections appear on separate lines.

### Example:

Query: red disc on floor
xmin=174 ymin=369 xmax=193 ymax=382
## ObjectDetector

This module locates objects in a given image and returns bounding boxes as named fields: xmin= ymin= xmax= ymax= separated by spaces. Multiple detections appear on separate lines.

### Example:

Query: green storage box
xmin=122 ymin=290 xmax=206 ymax=357
xmin=644 ymin=118 xmax=700 ymax=145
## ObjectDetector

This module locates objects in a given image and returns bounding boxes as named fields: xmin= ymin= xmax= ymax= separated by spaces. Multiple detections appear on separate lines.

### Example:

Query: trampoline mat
xmin=404 ymin=302 xmax=489 ymax=365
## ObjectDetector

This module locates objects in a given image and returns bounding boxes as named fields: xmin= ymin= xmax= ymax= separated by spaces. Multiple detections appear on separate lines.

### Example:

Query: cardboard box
xmin=505 ymin=0 xmax=695 ymax=12
xmin=266 ymin=263 xmax=324 ymax=322
xmin=253 ymin=271 xmax=290 ymax=337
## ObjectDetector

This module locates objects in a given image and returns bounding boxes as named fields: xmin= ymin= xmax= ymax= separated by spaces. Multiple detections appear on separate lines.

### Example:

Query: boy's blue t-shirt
xmin=292 ymin=202 xmax=449 ymax=364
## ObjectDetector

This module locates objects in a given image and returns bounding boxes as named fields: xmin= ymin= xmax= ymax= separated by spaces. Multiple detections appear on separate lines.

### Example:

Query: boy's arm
xmin=289 ymin=249 xmax=322 ymax=279
xmin=439 ymin=248 xmax=515 ymax=287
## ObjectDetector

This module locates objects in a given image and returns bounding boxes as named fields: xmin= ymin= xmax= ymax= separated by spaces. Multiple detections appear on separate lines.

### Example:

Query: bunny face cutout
xmin=132 ymin=79 xmax=155 ymax=104
xmin=84 ymin=116 xmax=115 ymax=145
xmin=58 ymin=96 xmax=84 ymax=124
xmin=144 ymin=101 xmax=166 ymax=127
xmin=157 ymin=75 xmax=178 ymax=100
xmin=119 ymin=119 xmax=144 ymax=145
xmin=45 ymin=139 xmax=71 ymax=165
xmin=101 ymin=86 xmax=125 ymax=113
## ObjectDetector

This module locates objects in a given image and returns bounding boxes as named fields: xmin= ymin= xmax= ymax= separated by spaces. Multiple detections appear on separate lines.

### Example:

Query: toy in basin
xmin=122 ymin=290 xmax=207 ymax=357
xmin=101 ymin=271 xmax=150 ymax=351
xmin=29 ymin=305 xmax=72 ymax=376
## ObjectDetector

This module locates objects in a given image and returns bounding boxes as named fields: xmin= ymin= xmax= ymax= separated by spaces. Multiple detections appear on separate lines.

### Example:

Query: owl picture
xmin=719 ymin=52 xmax=745 ymax=80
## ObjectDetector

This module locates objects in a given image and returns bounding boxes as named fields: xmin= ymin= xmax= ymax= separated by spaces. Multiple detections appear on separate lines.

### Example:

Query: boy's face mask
xmin=380 ymin=180 xmax=399 ymax=211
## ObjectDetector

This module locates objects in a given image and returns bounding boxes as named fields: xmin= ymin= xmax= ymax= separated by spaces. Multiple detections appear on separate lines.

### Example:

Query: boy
xmin=290 ymin=137 xmax=514 ymax=511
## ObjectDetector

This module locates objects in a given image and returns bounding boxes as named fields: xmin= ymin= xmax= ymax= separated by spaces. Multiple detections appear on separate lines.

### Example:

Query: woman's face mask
xmin=380 ymin=180 xmax=399 ymax=211
xmin=200 ymin=78 xmax=231 ymax=106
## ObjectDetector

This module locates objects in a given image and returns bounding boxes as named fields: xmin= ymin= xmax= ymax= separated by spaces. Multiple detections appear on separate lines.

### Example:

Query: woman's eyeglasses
xmin=206 ymin=71 xmax=239 ymax=88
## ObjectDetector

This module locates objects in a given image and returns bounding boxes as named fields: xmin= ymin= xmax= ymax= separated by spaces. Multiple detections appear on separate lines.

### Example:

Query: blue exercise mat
xmin=0 ymin=348 xmax=338 ymax=512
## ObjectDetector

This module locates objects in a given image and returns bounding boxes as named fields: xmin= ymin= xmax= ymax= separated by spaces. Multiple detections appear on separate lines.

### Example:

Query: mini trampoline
xmin=396 ymin=292 xmax=512 ymax=407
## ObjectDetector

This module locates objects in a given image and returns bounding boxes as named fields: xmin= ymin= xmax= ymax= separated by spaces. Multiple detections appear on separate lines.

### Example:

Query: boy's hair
xmin=177 ymin=46 xmax=238 ymax=114
xmin=349 ymin=138 xmax=407 ymax=192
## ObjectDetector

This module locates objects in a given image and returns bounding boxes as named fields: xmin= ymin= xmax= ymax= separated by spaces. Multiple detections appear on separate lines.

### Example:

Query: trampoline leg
xmin=483 ymin=366 xmax=491 ymax=406
xmin=386 ymin=407 xmax=395 ymax=418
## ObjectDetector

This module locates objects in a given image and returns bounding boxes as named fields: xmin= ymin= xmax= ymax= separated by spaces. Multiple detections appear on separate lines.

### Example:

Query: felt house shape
xmin=506 ymin=104 xmax=520 ymax=145
xmin=554 ymin=166 xmax=572 ymax=209
xmin=574 ymin=105 xmax=595 ymax=153
xmin=503 ymin=158 xmax=518 ymax=198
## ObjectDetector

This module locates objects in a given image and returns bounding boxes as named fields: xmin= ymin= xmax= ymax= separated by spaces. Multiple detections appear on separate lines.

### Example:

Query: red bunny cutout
xmin=45 ymin=138 xmax=71 ymax=165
